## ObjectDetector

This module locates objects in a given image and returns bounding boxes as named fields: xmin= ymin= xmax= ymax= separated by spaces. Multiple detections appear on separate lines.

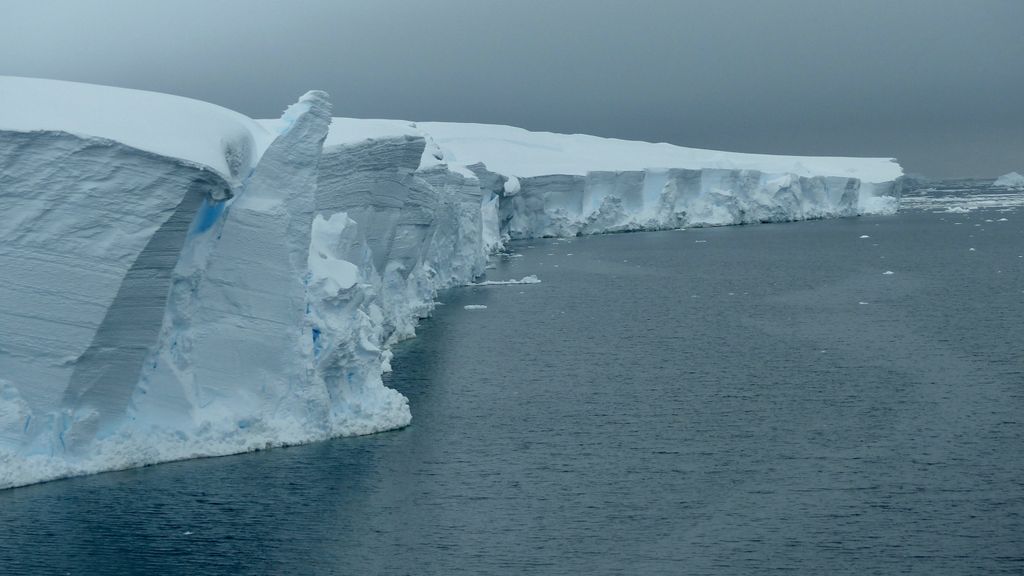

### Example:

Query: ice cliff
xmin=0 ymin=77 xmax=903 ymax=488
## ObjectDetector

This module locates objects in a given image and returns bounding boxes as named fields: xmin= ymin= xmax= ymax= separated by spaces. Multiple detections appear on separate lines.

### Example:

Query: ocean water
xmin=1 ymin=183 xmax=1021 ymax=575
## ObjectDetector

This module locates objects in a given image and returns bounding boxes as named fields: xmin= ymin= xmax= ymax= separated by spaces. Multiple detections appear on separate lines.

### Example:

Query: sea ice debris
xmin=470 ymin=275 xmax=542 ymax=286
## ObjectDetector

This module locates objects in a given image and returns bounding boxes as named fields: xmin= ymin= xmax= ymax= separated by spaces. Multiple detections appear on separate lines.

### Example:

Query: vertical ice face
xmin=492 ymin=168 xmax=867 ymax=238
xmin=315 ymin=131 xmax=488 ymax=341
xmin=296 ymin=127 xmax=495 ymax=439
xmin=415 ymin=165 xmax=489 ymax=289
xmin=0 ymin=130 xmax=237 ymax=458
xmin=0 ymin=86 xmax=341 ymax=488
xmin=130 ymin=91 xmax=335 ymax=449
xmin=317 ymin=135 xmax=433 ymax=275
xmin=304 ymin=211 xmax=411 ymax=437
xmin=59 ymin=179 xmax=211 ymax=449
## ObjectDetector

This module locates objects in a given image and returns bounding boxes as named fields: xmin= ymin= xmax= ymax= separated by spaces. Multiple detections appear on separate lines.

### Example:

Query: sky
xmin=1 ymin=0 xmax=1021 ymax=178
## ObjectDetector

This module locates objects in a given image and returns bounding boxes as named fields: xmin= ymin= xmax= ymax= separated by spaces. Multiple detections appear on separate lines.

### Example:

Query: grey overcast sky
xmin=1 ymin=0 xmax=1021 ymax=178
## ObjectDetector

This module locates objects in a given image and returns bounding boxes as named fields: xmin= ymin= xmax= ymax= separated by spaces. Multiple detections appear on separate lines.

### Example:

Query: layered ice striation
xmin=0 ymin=79 xmax=340 ymax=487
xmin=0 ymin=77 xmax=903 ymax=488
xmin=416 ymin=121 xmax=903 ymax=238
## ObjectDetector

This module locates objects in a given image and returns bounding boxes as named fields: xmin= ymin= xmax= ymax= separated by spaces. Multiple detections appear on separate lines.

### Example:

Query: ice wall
xmin=0 ymin=131 xmax=235 ymax=459
xmin=126 ymin=91 xmax=338 ymax=455
xmin=0 ymin=83 xmax=341 ymax=487
xmin=0 ymin=78 xmax=903 ymax=488
xmin=417 ymin=121 xmax=901 ymax=238
xmin=299 ymin=128 xmax=491 ymax=437
xmin=498 ymin=169 xmax=893 ymax=238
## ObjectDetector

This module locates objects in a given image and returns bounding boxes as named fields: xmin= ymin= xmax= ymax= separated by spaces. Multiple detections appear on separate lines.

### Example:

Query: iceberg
xmin=993 ymin=172 xmax=1024 ymax=188
xmin=0 ymin=77 xmax=903 ymax=488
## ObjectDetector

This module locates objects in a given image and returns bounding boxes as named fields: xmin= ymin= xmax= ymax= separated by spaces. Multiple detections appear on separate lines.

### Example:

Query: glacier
xmin=0 ymin=77 xmax=903 ymax=488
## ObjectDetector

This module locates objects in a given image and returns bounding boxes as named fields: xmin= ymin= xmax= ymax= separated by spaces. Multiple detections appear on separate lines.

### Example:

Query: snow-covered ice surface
xmin=0 ymin=77 xmax=903 ymax=488
xmin=0 ymin=76 xmax=273 ymax=183
xmin=416 ymin=121 xmax=902 ymax=182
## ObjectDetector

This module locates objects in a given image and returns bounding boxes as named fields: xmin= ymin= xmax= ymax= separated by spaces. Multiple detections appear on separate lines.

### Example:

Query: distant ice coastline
xmin=0 ymin=76 xmax=904 ymax=488
xmin=900 ymin=177 xmax=1024 ymax=213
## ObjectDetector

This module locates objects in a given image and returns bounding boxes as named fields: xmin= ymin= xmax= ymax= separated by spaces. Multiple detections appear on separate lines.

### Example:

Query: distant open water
xmin=1 ymin=182 xmax=1021 ymax=575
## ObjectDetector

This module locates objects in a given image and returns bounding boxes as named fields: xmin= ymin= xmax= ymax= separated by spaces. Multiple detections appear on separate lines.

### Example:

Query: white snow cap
xmin=316 ymin=118 xmax=902 ymax=182
xmin=0 ymin=76 xmax=275 ymax=181
xmin=415 ymin=121 xmax=903 ymax=183
xmin=321 ymin=118 xmax=423 ymax=147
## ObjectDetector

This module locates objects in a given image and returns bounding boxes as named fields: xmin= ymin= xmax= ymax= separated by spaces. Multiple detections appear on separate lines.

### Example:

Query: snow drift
xmin=0 ymin=77 xmax=903 ymax=488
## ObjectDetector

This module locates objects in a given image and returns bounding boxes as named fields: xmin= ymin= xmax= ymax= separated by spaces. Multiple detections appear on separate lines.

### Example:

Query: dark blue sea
xmin=1 ymin=182 xmax=1021 ymax=575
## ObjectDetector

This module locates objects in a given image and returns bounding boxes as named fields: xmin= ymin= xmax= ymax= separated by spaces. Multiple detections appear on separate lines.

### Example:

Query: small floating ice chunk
xmin=464 ymin=305 xmax=488 ymax=310
xmin=969 ymin=248 xmax=976 ymax=251
xmin=883 ymin=271 xmax=894 ymax=275
xmin=469 ymin=275 xmax=541 ymax=286
xmin=859 ymin=301 xmax=869 ymax=305
xmin=695 ymin=240 xmax=707 ymax=243
xmin=859 ymin=235 xmax=870 ymax=239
